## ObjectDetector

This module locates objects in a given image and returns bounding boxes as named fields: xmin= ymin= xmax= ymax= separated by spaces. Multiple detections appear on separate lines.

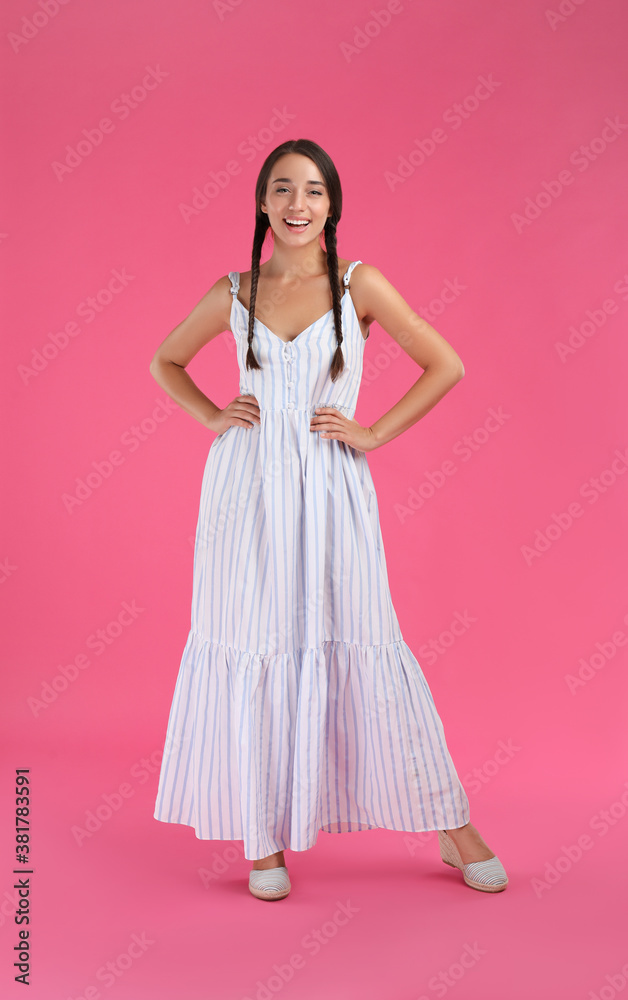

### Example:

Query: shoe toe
xmin=463 ymin=857 xmax=508 ymax=891
xmin=249 ymin=866 xmax=291 ymax=899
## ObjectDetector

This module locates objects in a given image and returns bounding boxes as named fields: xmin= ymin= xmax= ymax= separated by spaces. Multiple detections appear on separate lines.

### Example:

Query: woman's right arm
xmin=149 ymin=275 xmax=259 ymax=433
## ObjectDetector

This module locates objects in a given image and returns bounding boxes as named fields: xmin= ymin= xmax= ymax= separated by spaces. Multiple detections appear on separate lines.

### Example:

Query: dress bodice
xmin=227 ymin=260 xmax=365 ymax=419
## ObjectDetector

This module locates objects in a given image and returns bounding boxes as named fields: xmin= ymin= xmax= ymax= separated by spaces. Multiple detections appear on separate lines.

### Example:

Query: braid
xmin=324 ymin=219 xmax=345 ymax=383
xmin=244 ymin=217 xmax=267 ymax=373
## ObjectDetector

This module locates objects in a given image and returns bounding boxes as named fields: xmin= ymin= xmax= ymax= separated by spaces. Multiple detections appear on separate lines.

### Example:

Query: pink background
xmin=2 ymin=0 xmax=627 ymax=997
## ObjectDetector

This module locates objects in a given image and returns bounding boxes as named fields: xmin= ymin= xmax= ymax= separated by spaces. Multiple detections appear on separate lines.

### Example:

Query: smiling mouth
xmin=284 ymin=219 xmax=311 ymax=230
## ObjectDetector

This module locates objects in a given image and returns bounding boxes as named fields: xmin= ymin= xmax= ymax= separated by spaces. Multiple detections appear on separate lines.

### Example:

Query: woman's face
xmin=261 ymin=153 xmax=332 ymax=246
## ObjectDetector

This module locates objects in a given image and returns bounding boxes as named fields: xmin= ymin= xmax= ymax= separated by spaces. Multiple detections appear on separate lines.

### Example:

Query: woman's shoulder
xmin=346 ymin=260 xmax=382 ymax=293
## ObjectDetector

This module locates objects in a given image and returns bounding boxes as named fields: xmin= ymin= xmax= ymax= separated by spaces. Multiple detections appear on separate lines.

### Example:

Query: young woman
xmin=150 ymin=138 xmax=508 ymax=901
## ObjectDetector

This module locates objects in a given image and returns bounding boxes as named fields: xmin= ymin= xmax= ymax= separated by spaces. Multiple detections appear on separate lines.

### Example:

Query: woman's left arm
xmin=311 ymin=264 xmax=465 ymax=451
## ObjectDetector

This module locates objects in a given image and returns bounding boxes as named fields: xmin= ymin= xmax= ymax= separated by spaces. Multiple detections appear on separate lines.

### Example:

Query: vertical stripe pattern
xmin=154 ymin=261 xmax=470 ymax=859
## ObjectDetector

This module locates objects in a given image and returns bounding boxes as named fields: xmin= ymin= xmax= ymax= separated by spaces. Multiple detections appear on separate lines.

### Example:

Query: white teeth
xmin=285 ymin=219 xmax=309 ymax=226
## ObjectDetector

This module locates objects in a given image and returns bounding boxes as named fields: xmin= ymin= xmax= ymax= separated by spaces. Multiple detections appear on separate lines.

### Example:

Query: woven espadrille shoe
xmin=438 ymin=830 xmax=508 ymax=892
xmin=248 ymin=866 xmax=291 ymax=901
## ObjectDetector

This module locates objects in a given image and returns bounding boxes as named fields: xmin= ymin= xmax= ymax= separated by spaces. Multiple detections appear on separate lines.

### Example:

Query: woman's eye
xmin=276 ymin=188 xmax=322 ymax=195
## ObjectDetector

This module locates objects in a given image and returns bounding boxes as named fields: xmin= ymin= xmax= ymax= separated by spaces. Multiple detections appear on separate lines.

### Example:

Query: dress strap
xmin=343 ymin=260 xmax=362 ymax=288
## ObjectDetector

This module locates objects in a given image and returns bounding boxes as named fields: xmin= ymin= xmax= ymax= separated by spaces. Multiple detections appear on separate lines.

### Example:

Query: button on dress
xmin=153 ymin=260 xmax=470 ymax=860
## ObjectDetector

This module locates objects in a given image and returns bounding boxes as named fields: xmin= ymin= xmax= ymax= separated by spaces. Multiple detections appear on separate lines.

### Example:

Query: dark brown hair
xmin=245 ymin=139 xmax=345 ymax=383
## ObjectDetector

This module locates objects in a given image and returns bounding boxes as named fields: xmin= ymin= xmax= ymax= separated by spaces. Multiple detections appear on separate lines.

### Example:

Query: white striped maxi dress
xmin=153 ymin=260 xmax=470 ymax=860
